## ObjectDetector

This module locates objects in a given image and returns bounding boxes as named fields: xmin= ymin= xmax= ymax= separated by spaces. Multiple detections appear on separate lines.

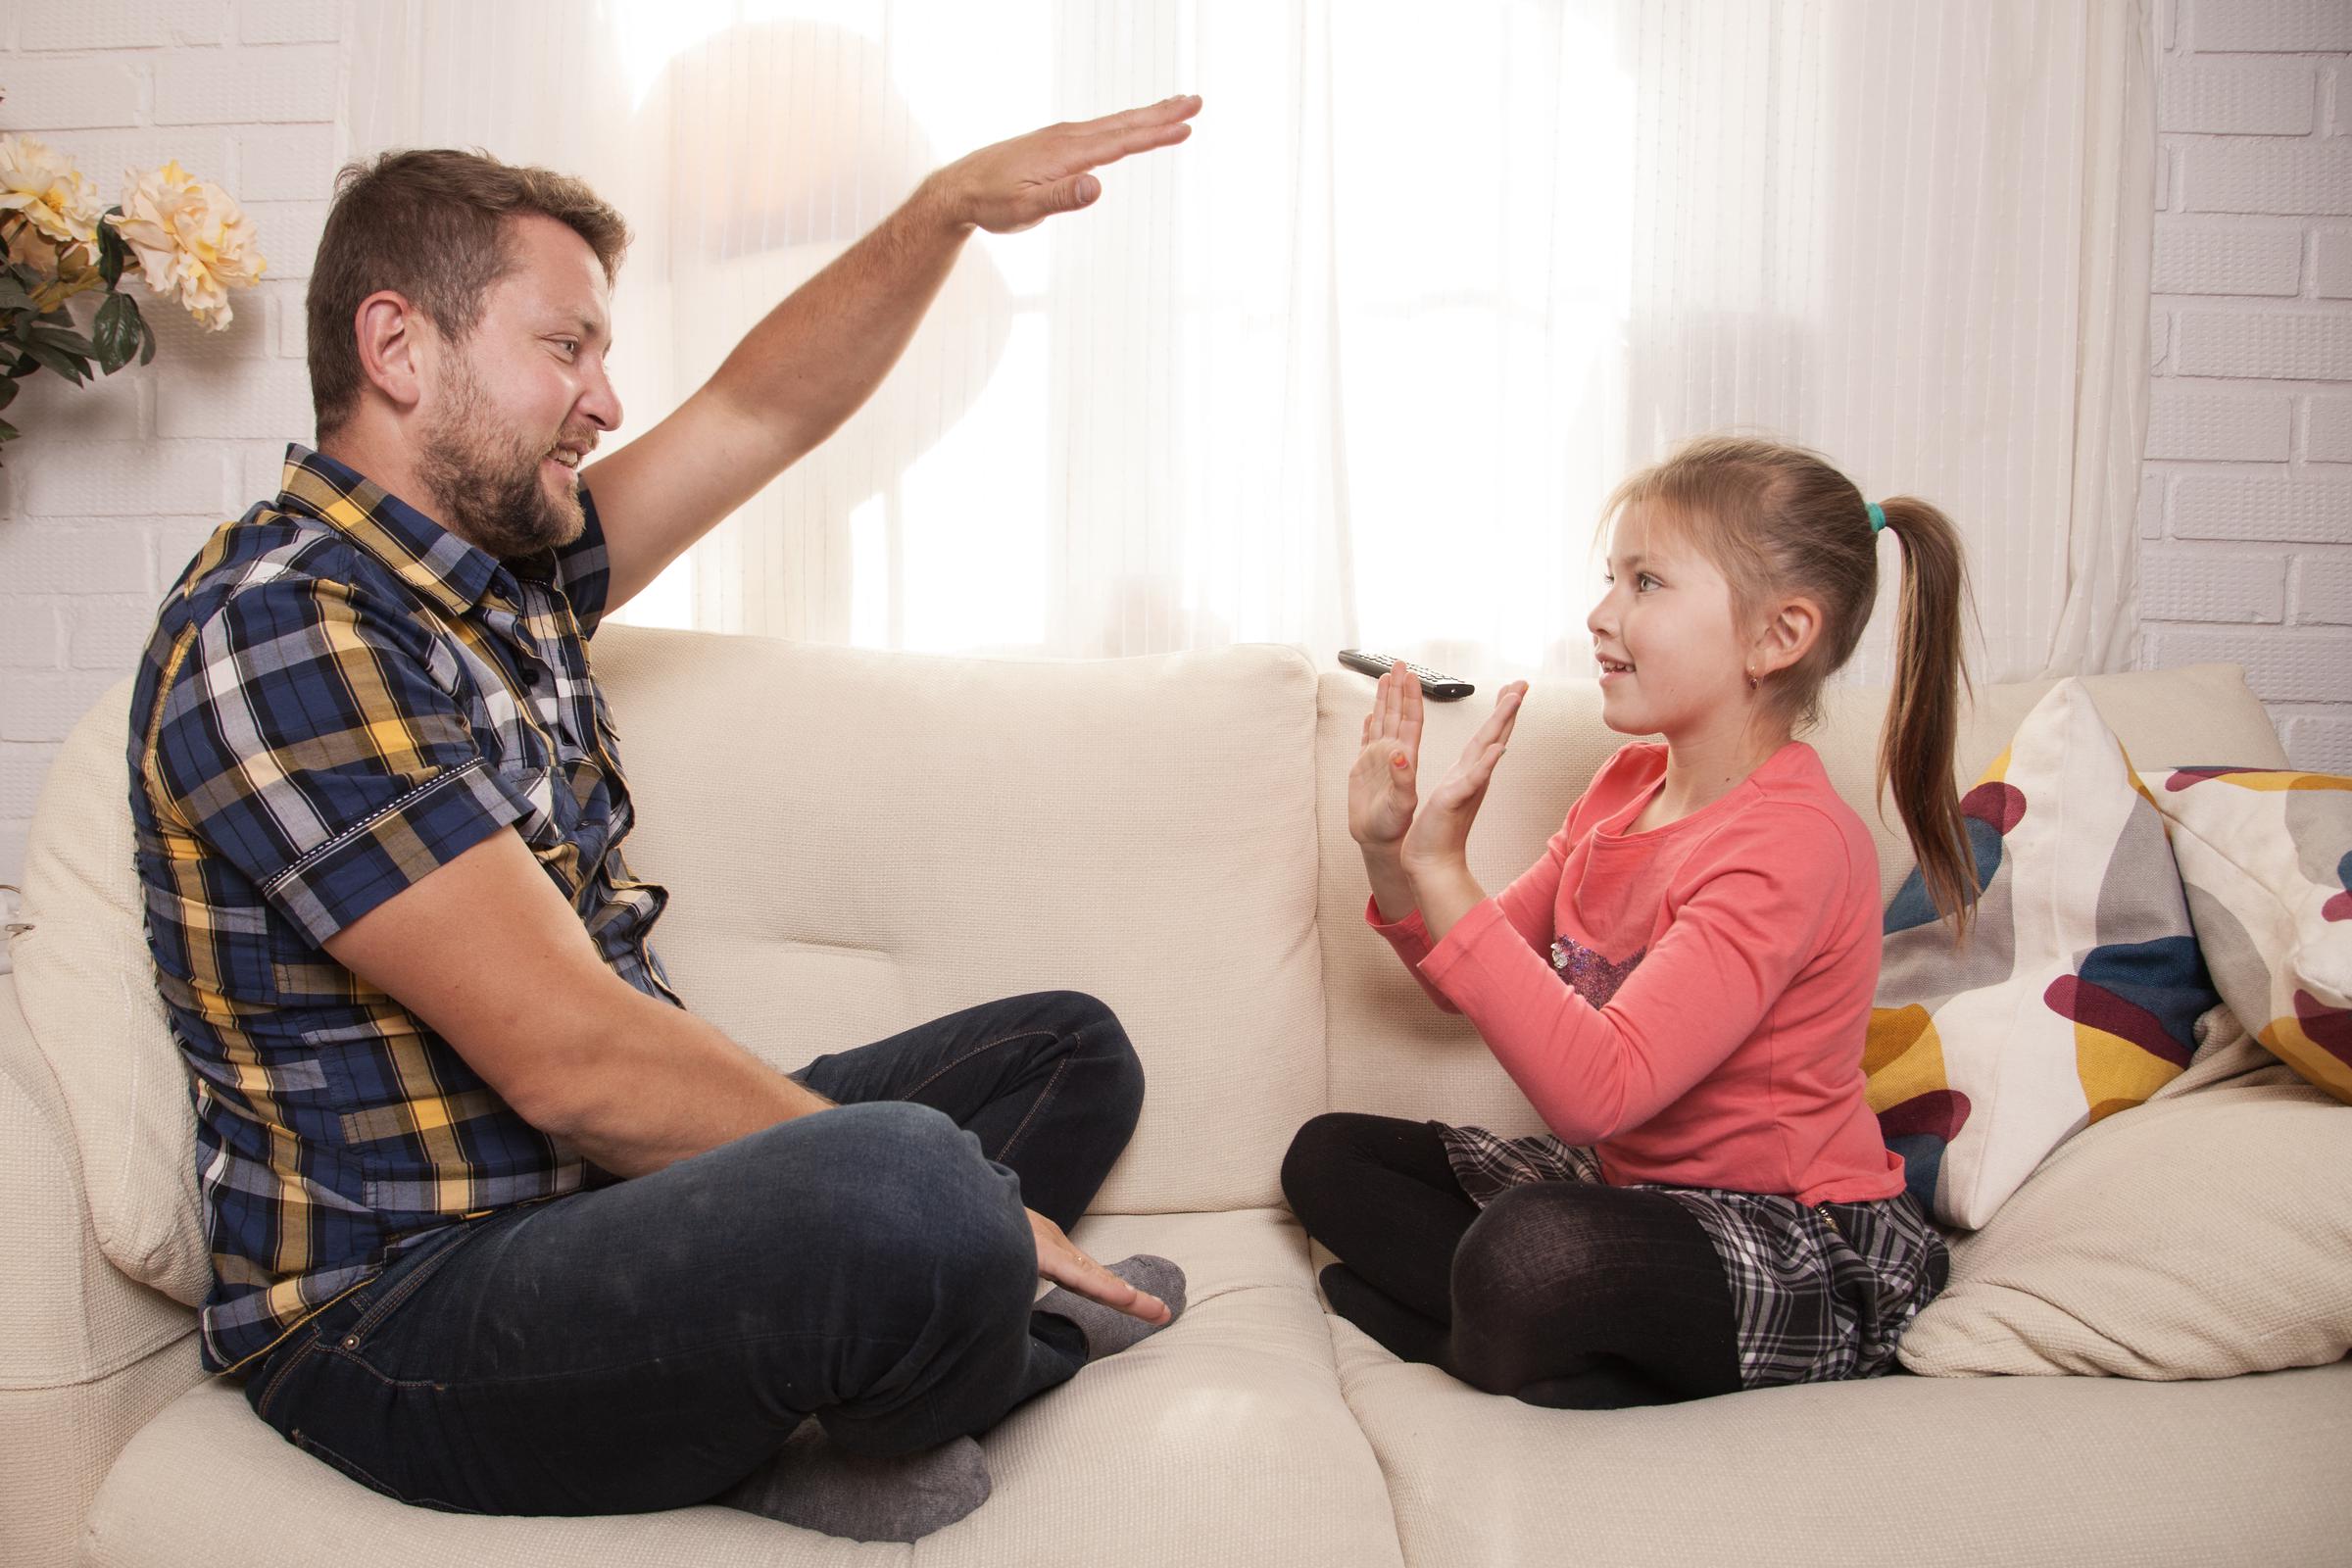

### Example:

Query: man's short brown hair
xmin=307 ymin=149 xmax=630 ymax=438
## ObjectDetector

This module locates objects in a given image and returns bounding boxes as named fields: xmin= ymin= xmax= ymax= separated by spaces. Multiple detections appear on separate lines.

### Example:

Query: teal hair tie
xmin=1867 ymin=502 xmax=1887 ymax=534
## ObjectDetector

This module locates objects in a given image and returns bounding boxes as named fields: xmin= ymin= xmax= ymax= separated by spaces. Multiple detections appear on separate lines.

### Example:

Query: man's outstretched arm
xmin=581 ymin=93 xmax=1201 ymax=612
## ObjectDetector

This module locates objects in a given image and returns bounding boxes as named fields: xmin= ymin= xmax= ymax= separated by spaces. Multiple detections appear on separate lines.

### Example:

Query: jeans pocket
xmin=334 ymin=1216 xmax=503 ymax=1369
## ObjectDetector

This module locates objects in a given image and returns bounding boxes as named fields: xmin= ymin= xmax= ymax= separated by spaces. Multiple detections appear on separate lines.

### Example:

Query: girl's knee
xmin=1279 ymin=1112 xmax=1354 ymax=1216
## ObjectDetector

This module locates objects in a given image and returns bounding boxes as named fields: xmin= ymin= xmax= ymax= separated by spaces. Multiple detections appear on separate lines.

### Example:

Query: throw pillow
xmin=1864 ymin=680 xmax=2220 ymax=1229
xmin=1898 ymin=1019 xmax=2352 ymax=1379
xmin=2136 ymin=764 xmax=2352 ymax=1104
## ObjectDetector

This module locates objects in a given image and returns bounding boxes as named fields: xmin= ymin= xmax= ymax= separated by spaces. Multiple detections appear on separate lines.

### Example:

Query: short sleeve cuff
xmin=259 ymin=759 xmax=531 ymax=947
xmin=556 ymin=485 xmax=612 ymax=634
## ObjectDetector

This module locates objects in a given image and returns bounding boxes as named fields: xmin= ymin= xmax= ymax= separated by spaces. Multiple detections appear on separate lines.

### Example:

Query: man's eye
xmin=555 ymin=339 xmax=579 ymax=358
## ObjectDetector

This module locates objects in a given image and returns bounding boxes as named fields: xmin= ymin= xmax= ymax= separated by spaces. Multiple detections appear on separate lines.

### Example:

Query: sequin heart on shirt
xmin=1550 ymin=935 xmax=1646 ymax=1007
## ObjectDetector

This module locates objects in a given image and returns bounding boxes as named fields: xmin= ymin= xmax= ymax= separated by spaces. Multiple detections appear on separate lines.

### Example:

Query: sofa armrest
xmin=0 ymin=972 xmax=203 ymax=1568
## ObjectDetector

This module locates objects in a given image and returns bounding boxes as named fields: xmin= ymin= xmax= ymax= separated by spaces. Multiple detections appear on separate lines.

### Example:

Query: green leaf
xmin=18 ymin=336 xmax=89 ymax=383
xmin=0 ymin=417 xmax=20 ymax=442
xmin=137 ymin=312 xmax=158 ymax=367
xmin=29 ymin=323 xmax=98 ymax=359
xmin=92 ymin=294 xmax=141 ymax=373
xmin=91 ymin=291 xmax=141 ymax=373
xmin=0 ymin=282 xmax=33 ymax=313
xmin=0 ymin=374 xmax=18 ymax=411
xmin=97 ymin=221 xmax=126 ymax=288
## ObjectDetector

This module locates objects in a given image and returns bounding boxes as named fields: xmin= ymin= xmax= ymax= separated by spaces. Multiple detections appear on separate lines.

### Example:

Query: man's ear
xmin=1754 ymin=595 xmax=1823 ymax=678
xmin=352 ymin=289 xmax=431 ymax=415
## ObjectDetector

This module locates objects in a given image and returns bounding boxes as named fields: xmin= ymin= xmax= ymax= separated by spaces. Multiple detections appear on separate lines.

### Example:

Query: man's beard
xmin=417 ymin=357 xmax=587 ymax=560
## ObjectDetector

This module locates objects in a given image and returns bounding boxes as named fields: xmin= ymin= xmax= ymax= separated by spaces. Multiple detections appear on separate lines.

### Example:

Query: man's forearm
xmin=702 ymin=175 xmax=970 ymax=473
xmin=532 ymin=987 xmax=833 ymax=1178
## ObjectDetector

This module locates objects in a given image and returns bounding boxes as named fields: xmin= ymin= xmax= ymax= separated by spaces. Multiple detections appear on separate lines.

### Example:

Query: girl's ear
xmin=1754 ymin=595 xmax=1823 ymax=678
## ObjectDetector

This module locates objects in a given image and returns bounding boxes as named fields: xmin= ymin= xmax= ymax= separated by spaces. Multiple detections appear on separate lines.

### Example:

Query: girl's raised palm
xmin=1400 ymin=682 xmax=1528 ymax=869
xmin=1348 ymin=667 xmax=1424 ymax=850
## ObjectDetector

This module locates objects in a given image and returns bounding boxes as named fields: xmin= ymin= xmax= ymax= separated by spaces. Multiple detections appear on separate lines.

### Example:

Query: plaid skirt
xmin=1438 ymin=1125 xmax=1950 ymax=1390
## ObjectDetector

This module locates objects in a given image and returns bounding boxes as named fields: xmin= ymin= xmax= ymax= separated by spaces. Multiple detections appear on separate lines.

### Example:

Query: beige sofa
xmin=5 ymin=627 xmax=2347 ymax=1567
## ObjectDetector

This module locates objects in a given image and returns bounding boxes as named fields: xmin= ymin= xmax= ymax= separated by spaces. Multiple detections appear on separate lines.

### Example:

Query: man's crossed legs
xmin=242 ymin=990 xmax=1166 ymax=1525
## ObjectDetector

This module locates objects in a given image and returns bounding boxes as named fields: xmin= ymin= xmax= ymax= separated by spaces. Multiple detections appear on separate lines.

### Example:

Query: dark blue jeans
xmin=243 ymin=990 xmax=1145 ymax=1514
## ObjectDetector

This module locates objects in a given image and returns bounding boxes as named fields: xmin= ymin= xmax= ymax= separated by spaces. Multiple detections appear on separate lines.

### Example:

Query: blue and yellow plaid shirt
xmin=129 ymin=446 xmax=680 ymax=1372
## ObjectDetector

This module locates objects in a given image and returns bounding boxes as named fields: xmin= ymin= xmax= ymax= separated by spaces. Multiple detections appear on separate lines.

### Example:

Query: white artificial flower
xmin=0 ymin=133 xmax=103 ymax=249
xmin=111 ymin=161 xmax=268 ymax=330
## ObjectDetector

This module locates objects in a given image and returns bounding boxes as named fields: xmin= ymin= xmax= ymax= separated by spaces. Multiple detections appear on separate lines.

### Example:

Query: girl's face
xmin=1587 ymin=507 xmax=1754 ymax=742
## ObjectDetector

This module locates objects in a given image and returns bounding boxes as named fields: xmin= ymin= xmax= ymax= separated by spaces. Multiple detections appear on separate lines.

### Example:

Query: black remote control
xmin=1338 ymin=649 xmax=1476 ymax=701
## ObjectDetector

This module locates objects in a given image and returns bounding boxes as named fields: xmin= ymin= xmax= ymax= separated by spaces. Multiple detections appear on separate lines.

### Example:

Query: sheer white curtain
xmin=348 ymin=0 xmax=2153 ymax=682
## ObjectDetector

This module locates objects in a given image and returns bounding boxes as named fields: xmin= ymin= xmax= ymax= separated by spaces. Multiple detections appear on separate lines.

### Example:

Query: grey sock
xmin=1033 ymin=1253 xmax=1188 ymax=1361
xmin=718 ymin=1421 xmax=991 ymax=1544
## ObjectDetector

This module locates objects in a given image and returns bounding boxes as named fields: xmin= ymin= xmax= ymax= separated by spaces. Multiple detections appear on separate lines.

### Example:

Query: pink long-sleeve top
xmin=1374 ymin=740 xmax=1906 ymax=1205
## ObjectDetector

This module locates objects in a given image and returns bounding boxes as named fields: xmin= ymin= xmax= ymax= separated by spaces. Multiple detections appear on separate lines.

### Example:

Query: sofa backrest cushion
xmin=14 ymin=676 xmax=212 ymax=1305
xmin=1315 ymin=662 xmax=2288 ymax=1133
xmin=593 ymin=627 xmax=1329 ymax=1213
xmin=1897 ymin=1019 xmax=2352 ymax=1379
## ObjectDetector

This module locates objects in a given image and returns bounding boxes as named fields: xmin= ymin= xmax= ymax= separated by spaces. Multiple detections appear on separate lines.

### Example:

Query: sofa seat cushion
xmin=84 ymin=1208 xmax=1405 ymax=1568
xmin=1331 ymin=1317 xmax=2352 ymax=1568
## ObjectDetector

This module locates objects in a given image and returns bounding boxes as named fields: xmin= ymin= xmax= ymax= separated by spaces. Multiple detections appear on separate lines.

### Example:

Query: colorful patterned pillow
xmin=2136 ymin=765 xmax=2352 ymax=1103
xmin=1864 ymin=680 xmax=2221 ymax=1229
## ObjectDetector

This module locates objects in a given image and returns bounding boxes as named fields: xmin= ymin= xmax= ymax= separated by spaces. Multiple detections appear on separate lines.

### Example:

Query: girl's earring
xmin=1746 ymin=665 xmax=1759 ymax=692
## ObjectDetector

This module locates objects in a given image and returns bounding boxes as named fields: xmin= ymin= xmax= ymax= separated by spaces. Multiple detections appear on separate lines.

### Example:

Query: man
xmin=127 ymin=95 xmax=1201 ymax=1540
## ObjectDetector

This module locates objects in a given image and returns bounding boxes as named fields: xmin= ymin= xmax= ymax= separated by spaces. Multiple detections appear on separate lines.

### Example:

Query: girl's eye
xmin=1636 ymin=573 xmax=1660 ymax=591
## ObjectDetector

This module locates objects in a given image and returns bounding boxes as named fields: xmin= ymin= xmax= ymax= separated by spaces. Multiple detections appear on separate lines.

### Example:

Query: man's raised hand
xmin=928 ymin=95 xmax=1201 ymax=235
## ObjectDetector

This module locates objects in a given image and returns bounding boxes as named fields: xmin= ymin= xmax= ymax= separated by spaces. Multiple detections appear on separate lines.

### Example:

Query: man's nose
xmin=579 ymin=362 xmax=622 ymax=432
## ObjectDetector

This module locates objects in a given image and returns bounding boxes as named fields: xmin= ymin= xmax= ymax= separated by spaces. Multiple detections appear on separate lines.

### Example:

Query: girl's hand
xmin=1348 ymin=666 xmax=1424 ymax=851
xmin=1400 ymin=682 xmax=1527 ymax=873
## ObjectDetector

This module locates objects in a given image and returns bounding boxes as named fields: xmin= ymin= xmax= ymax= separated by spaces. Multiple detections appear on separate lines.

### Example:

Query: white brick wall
xmin=2139 ymin=0 xmax=2352 ymax=770
xmin=0 ymin=4 xmax=333 ymax=888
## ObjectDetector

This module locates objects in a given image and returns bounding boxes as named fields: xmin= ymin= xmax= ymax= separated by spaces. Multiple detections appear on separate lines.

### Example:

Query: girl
xmin=1283 ymin=436 xmax=1968 ymax=1410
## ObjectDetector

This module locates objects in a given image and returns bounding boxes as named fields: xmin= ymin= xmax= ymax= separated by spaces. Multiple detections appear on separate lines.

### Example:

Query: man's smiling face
xmin=416 ymin=213 xmax=622 ymax=559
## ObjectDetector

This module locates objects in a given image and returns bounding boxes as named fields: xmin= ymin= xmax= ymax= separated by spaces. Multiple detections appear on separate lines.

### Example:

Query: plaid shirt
xmin=129 ymin=446 xmax=679 ymax=1373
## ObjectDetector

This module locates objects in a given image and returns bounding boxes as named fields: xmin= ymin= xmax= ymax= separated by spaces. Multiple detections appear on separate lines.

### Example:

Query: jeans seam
xmin=290 ymin=1429 xmax=478 ymax=1513
xmin=252 ymin=1333 xmax=319 ymax=1425
xmin=898 ymin=1028 xmax=1058 ymax=1102
xmin=994 ymin=1049 xmax=1077 ymax=1166
xmin=321 ymin=1326 xmax=927 ymax=1394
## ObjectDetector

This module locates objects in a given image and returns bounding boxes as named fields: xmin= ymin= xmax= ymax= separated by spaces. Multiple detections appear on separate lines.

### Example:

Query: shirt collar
xmin=272 ymin=444 xmax=509 ymax=616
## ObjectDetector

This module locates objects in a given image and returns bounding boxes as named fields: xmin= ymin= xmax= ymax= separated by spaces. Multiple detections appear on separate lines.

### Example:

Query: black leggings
xmin=1280 ymin=1112 xmax=1744 ymax=1409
